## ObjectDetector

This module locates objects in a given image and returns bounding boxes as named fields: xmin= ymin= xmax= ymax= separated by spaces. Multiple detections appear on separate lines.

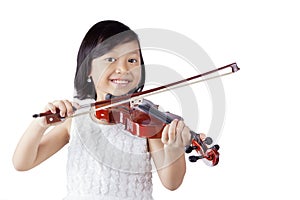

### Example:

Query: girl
xmin=13 ymin=20 xmax=191 ymax=200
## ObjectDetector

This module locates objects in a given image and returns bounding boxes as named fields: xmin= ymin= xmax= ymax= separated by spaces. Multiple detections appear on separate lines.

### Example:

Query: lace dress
xmin=64 ymin=99 xmax=153 ymax=200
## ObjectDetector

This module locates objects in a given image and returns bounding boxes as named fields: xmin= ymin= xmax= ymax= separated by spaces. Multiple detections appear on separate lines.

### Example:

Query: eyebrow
xmin=107 ymin=49 xmax=140 ymax=56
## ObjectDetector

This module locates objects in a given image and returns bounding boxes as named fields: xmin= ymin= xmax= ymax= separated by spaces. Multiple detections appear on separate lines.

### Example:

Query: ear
xmin=87 ymin=76 xmax=92 ymax=83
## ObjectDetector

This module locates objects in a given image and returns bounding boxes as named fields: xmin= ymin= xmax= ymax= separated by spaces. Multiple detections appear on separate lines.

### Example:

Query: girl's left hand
xmin=161 ymin=119 xmax=191 ymax=148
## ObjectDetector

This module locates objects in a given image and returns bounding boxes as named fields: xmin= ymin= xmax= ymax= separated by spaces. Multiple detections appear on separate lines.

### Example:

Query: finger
xmin=161 ymin=124 xmax=170 ymax=144
xmin=168 ymin=119 xmax=178 ymax=144
xmin=53 ymin=100 xmax=67 ymax=117
xmin=175 ymin=120 xmax=185 ymax=144
xmin=63 ymin=100 xmax=74 ymax=116
xmin=182 ymin=126 xmax=191 ymax=146
xmin=199 ymin=133 xmax=206 ymax=141
xmin=46 ymin=102 xmax=57 ymax=114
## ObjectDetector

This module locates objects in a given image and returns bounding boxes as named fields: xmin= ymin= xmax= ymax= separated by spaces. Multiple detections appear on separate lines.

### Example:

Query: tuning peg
xmin=188 ymin=155 xmax=203 ymax=162
xmin=204 ymin=137 xmax=213 ymax=145
xmin=185 ymin=145 xmax=197 ymax=153
xmin=211 ymin=144 xmax=220 ymax=150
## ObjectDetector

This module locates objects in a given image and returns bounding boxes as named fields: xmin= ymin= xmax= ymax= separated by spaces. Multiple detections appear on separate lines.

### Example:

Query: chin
xmin=109 ymin=87 xmax=137 ymax=96
xmin=110 ymin=90 xmax=132 ymax=97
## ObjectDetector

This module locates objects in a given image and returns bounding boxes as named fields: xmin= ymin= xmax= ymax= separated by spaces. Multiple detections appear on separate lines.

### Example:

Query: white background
xmin=1 ymin=0 xmax=299 ymax=199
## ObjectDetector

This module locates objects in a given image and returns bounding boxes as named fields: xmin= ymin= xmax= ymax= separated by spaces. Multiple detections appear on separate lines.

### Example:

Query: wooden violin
xmin=33 ymin=63 xmax=240 ymax=166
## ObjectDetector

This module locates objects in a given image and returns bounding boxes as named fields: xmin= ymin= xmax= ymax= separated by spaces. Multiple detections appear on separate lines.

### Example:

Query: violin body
xmin=94 ymin=99 xmax=182 ymax=139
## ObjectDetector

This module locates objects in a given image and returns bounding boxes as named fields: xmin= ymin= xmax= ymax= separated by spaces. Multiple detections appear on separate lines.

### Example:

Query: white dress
xmin=64 ymin=99 xmax=153 ymax=200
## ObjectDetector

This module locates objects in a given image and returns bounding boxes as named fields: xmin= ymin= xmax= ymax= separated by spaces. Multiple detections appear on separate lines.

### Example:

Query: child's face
xmin=90 ymin=40 xmax=142 ymax=100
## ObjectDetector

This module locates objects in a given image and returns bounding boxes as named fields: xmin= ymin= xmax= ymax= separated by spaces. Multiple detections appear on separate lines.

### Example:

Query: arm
xmin=148 ymin=119 xmax=191 ymax=191
xmin=12 ymin=100 xmax=74 ymax=171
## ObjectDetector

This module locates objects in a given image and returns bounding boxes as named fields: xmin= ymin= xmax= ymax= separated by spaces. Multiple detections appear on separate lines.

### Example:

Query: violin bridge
xmin=129 ymin=97 xmax=143 ymax=108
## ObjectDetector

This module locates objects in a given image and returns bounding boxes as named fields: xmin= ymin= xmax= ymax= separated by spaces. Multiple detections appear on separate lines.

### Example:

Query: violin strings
xmin=137 ymin=103 xmax=174 ymax=124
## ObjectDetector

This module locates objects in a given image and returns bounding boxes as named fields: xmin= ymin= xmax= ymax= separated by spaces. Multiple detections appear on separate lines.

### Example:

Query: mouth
xmin=110 ymin=79 xmax=132 ymax=86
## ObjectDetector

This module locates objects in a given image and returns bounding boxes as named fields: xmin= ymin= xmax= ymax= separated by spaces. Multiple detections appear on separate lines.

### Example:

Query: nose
xmin=115 ymin=58 xmax=129 ymax=74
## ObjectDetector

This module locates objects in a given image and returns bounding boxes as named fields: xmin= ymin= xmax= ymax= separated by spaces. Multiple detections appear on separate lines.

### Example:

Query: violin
xmin=33 ymin=63 xmax=240 ymax=166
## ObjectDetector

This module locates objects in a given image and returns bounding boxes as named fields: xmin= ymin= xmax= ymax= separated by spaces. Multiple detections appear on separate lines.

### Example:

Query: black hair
xmin=74 ymin=20 xmax=145 ymax=100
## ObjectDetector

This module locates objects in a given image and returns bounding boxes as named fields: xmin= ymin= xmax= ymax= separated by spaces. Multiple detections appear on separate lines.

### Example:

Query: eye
xmin=105 ymin=57 xmax=117 ymax=62
xmin=128 ymin=58 xmax=138 ymax=63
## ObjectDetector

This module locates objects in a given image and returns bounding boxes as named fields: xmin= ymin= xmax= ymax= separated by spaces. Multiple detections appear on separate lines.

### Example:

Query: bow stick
xmin=33 ymin=62 xmax=239 ymax=121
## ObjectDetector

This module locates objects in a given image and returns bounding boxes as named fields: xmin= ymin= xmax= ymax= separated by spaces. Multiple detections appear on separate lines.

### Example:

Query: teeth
xmin=111 ymin=79 xmax=129 ymax=84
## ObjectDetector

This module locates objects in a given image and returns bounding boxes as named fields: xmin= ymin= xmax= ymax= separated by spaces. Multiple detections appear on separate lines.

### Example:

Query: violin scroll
xmin=185 ymin=132 xmax=219 ymax=166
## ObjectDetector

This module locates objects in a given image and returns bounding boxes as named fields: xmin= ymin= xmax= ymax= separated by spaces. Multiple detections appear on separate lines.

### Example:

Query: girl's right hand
xmin=37 ymin=100 xmax=79 ymax=128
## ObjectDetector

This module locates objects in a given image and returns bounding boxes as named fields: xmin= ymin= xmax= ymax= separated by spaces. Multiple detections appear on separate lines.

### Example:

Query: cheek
xmin=132 ymin=67 xmax=142 ymax=82
xmin=91 ymin=66 xmax=110 ymax=84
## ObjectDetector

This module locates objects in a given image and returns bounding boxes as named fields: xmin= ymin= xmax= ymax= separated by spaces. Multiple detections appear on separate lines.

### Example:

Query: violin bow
xmin=33 ymin=62 xmax=240 ymax=122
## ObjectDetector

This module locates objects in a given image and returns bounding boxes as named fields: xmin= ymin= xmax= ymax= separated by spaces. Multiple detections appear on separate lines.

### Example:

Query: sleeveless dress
xmin=64 ymin=99 xmax=153 ymax=200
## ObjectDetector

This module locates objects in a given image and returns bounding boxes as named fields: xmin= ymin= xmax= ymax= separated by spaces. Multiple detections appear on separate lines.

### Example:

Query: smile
xmin=110 ymin=79 xmax=131 ymax=85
